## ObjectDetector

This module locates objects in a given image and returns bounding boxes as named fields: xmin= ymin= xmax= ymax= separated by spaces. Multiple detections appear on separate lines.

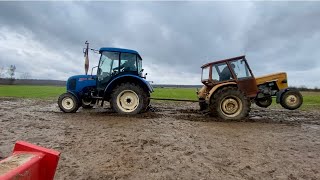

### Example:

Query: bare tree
xmin=7 ymin=65 xmax=16 ymax=79
xmin=0 ymin=66 xmax=5 ymax=79
xmin=20 ymin=72 xmax=31 ymax=79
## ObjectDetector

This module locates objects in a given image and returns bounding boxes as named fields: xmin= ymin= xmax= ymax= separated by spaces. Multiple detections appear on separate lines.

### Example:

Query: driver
xmin=120 ymin=60 xmax=136 ymax=72
xmin=220 ymin=63 xmax=235 ymax=81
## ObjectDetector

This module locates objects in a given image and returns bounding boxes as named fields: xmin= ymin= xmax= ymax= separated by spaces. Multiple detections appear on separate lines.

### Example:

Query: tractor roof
xmin=99 ymin=47 xmax=141 ymax=57
xmin=201 ymin=55 xmax=245 ymax=68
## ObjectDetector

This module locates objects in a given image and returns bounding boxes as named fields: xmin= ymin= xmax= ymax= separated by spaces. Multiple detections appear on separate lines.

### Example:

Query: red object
xmin=0 ymin=141 xmax=60 ymax=180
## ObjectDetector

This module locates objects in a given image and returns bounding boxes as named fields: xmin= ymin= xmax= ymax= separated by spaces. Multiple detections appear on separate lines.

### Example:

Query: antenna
xmin=84 ymin=41 xmax=89 ymax=75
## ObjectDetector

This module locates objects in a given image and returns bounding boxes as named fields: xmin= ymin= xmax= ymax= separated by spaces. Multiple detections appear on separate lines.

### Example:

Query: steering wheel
xmin=98 ymin=72 xmax=110 ymax=81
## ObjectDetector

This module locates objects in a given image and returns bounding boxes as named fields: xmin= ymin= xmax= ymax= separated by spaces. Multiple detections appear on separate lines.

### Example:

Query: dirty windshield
xmin=98 ymin=51 xmax=119 ymax=78
xmin=230 ymin=58 xmax=252 ymax=79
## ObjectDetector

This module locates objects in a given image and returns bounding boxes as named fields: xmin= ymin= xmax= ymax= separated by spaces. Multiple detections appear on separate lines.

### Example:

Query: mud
xmin=0 ymin=98 xmax=320 ymax=180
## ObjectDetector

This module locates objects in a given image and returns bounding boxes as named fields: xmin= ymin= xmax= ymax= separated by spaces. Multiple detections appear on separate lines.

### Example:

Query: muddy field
xmin=0 ymin=98 xmax=320 ymax=180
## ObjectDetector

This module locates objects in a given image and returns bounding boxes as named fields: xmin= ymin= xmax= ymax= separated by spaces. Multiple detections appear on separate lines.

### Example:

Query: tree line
xmin=0 ymin=65 xmax=31 ymax=79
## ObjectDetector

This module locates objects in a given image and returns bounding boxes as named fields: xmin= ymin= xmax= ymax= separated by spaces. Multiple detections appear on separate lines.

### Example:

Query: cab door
xmin=229 ymin=59 xmax=258 ymax=98
xmin=97 ymin=51 xmax=120 ymax=91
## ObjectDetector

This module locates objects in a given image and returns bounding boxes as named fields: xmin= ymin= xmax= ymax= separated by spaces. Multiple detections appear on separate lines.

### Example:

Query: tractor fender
xmin=276 ymin=88 xmax=293 ymax=103
xmin=205 ymin=82 xmax=237 ymax=102
xmin=103 ymin=75 xmax=153 ymax=100
xmin=67 ymin=90 xmax=81 ymax=103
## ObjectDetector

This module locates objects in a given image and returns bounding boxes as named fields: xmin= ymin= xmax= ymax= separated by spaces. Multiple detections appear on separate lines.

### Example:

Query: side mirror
xmin=91 ymin=66 xmax=98 ymax=76
xmin=142 ymin=73 xmax=148 ymax=79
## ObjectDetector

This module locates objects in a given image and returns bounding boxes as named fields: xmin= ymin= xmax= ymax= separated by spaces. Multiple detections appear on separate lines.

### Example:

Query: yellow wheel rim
xmin=285 ymin=94 xmax=298 ymax=106
xmin=116 ymin=90 xmax=139 ymax=112
xmin=62 ymin=97 xmax=74 ymax=110
xmin=220 ymin=96 xmax=243 ymax=118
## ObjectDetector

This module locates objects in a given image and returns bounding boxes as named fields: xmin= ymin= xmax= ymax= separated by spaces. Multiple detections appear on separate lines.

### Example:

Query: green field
xmin=0 ymin=85 xmax=198 ymax=100
xmin=0 ymin=85 xmax=319 ymax=110
xmin=0 ymin=85 xmax=65 ymax=99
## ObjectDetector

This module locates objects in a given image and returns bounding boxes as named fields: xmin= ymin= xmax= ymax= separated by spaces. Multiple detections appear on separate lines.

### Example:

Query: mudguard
xmin=276 ymin=88 xmax=291 ymax=103
xmin=67 ymin=90 xmax=81 ymax=103
xmin=103 ymin=74 xmax=153 ymax=98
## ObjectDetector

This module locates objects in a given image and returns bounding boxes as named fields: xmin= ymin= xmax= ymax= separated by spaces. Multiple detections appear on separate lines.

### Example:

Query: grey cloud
xmin=0 ymin=1 xmax=319 ymax=87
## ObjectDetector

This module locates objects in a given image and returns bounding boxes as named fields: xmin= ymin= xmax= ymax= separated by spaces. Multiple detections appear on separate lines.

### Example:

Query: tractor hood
xmin=66 ymin=75 xmax=97 ymax=92
xmin=255 ymin=72 xmax=288 ymax=90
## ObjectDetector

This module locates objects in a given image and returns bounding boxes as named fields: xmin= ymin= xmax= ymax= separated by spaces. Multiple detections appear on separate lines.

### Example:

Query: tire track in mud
xmin=0 ymin=99 xmax=320 ymax=179
xmin=150 ymin=101 xmax=320 ymax=126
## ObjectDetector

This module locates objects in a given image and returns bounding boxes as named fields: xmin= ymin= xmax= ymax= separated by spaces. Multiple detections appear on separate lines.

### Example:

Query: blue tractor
xmin=58 ymin=46 xmax=153 ymax=114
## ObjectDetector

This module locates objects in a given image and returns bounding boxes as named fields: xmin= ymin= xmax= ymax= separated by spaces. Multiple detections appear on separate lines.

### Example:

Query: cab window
xmin=120 ymin=53 xmax=137 ymax=72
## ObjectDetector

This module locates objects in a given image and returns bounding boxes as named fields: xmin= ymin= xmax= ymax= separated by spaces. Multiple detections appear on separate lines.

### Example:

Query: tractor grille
xmin=67 ymin=79 xmax=77 ymax=91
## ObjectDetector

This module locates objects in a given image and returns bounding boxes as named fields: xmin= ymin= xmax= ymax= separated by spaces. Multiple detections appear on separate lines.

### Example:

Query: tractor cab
xmin=201 ymin=55 xmax=258 ymax=97
xmin=97 ymin=48 xmax=144 ymax=91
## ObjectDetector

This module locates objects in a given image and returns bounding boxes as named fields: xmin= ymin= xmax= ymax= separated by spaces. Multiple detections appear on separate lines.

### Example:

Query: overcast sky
xmin=0 ymin=1 xmax=319 ymax=87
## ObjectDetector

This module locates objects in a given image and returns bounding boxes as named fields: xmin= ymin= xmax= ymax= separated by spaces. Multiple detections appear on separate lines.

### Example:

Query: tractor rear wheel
xmin=81 ymin=98 xmax=96 ymax=109
xmin=255 ymin=97 xmax=272 ymax=108
xmin=209 ymin=87 xmax=250 ymax=120
xmin=143 ymin=92 xmax=151 ymax=112
xmin=199 ymin=99 xmax=208 ymax=111
xmin=58 ymin=93 xmax=80 ymax=113
xmin=111 ymin=83 xmax=148 ymax=114
xmin=280 ymin=90 xmax=303 ymax=110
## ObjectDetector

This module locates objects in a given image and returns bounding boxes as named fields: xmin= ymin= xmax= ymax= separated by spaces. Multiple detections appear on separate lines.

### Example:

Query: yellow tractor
xmin=197 ymin=55 xmax=303 ymax=120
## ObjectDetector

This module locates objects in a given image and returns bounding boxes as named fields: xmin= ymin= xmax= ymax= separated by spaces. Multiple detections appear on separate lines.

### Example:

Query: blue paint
xmin=104 ymin=74 xmax=153 ymax=94
xmin=66 ymin=75 xmax=97 ymax=98
xmin=99 ymin=47 xmax=142 ymax=59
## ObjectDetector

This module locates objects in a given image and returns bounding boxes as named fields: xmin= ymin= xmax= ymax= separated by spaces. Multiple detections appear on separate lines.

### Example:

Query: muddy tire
xmin=110 ymin=83 xmax=148 ymax=114
xmin=199 ymin=100 xmax=208 ymax=111
xmin=280 ymin=90 xmax=303 ymax=110
xmin=209 ymin=86 xmax=250 ymax=120
xmin=58 ymin=93 xmax=80 ymax=113
xmin=143 ymin=93 xmax=151 ymax=112
xmin=255 ymin=97 xmax=272 ymax=108
xmin=81 ymin=98 xmax=96 ymax=109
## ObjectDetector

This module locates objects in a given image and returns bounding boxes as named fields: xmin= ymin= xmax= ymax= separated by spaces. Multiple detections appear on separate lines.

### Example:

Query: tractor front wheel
xmin=209 ymin=87 xmax=250 ymax=120
xmin=280 ymin=90 xmax=303 ymax=110
xmin=111 ymin=83 xmax=148 ymax=114
xmin=255 ymin=96 xmax=272 ymax=108
xmin=58 ymin=93 xmax=80 ymax=113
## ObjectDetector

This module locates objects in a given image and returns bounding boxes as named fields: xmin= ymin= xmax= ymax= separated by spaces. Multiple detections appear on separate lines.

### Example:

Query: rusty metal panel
xmin=237 ymin=78 xmax=258 ymax=97
xmin=205 ymin=82 xmax=237 ymax=101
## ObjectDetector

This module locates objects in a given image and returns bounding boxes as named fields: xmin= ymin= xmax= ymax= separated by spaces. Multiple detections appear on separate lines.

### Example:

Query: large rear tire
xmin=280 ymin=90 xmax=303 ymax=110
xmin=209 ymin=87 xmax=250 ymax=120
xmin=143 ymin=92 xmax=151 ymax=112
xmin=199 ymin=99 xmax=208 ymax=111
xmin=255 ymin=96 xmax=272 ymax=108
xmin=110 ymin=83 xmax=148 ymax=114
xmin=58 ymin=93 xmax=80 ymax=113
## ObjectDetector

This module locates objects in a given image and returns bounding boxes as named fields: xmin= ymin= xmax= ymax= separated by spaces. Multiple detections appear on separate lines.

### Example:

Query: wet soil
xmin=0 ymin=98 xmax=320 ymax=180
